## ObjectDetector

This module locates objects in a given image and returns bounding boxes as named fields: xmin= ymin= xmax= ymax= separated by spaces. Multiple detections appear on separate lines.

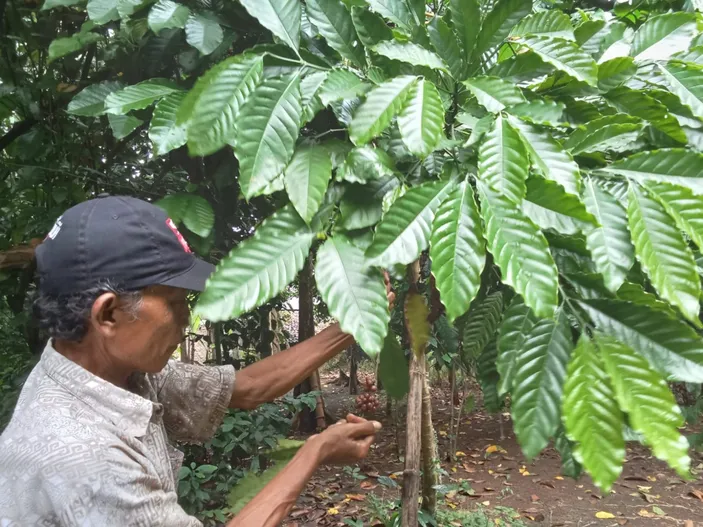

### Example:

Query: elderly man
xmin=0 ymin=196 xmax=384 ymax=526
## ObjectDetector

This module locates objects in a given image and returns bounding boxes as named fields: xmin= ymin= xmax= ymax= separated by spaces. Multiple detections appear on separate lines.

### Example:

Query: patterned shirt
xmin=0 ymin=342 xmax=236 ymax=526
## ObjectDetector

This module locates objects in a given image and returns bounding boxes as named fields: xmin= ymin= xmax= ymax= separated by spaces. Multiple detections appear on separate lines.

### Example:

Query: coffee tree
xmin=39 ymin=0 xmax=703 ymax=519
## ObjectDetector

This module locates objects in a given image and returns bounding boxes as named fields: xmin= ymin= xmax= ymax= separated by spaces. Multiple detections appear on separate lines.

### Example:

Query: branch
xmin=0 ymin=118 xmax=38 ymax=153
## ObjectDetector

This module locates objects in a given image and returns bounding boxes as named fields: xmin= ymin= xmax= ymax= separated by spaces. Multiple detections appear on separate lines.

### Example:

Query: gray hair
xmin=32 ymin=280 xmax=143 ymax=342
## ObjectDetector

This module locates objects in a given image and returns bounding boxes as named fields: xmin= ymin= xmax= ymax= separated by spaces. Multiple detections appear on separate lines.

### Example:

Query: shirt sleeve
xmin=150 ymin=360 xmax=236 ymax=444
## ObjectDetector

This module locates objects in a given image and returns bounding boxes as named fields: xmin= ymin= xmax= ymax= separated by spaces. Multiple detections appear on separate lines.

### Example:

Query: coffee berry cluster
xmin=355 ymin=376 xmax=379 ymax=413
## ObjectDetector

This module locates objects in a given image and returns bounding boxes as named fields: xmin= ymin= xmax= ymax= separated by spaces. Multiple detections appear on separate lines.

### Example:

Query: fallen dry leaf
xmin=539 ymin=481 xmax=555 ymax=489
xmin=555 ymin=476 xmax=564 ymax=480
xmin=485 ymin=444 xmax=507 ymax=454
xmin=531 ymin=495 xmax=540 ymax=502
xmin=359 ymin=481 xmax=377 ymax=490
xmin=638 ymin=509 xmax=655 ymax=518
xmin=689 ymin=489 xmax=703 ymax=501
xmin=684 ymin=520 xmax=693 ymax=527
xmin=327 ymin=508 xmax=339 ymax=515
xmin=345 ymin=494 xmax=364 ymax=502
xmin=595 ymin=511 xmax=615 ymax=519
xmin=455 ymin=451 xmax=467 ymax=458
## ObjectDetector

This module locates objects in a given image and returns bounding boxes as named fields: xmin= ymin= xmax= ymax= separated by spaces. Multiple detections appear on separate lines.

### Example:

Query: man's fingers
xmin=348 ymin=420 xmax=381 ymax=438
xmin=345 ymin=413 xmax=366 ymax=424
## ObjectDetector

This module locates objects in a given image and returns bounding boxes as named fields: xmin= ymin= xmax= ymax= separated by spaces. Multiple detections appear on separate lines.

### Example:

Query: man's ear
xmin=90 ymin=293 xmax=119 ymax=337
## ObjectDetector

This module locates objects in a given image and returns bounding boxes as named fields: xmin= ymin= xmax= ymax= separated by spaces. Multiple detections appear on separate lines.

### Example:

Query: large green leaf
xmin=306 ymin=0 xmax=365 ymax=67
xmin=104 ymin=79 xmax=180 ymax=115
xmin=597 ymin=333 xmax=690 ymax=478
xmin=317 ymin=69 xmax=369 ymax=106
xmin=338 ymin=146 xmax=395 ymax=183
xmin=600 ymin=149 xmax=703 ymax=194
xmin=48 ymin=32 xmax=102 ymax=63
xmin=478 ymin=184 xmax=559 ymax=318
xmin=157 ymin=193 xmax=215 ymax=238
xmin=397 ymin=79 xmax=444 ymax=158
xmin=506 ymin=99 xmax=565 ymax=127
xmin=179 ymin=54 xmax=263 ymax=157
xmin=300 ymin=71 xmax=328 ymax=124
xmin=430 ymin=182 xmax=486 ymax=323
xmin=87 ymin=0 xmax=119 ymax=25
xmin=464 ymin=76 xmax=526 ymax=113
xmin=477 ymin=338 xmax=502 ymax=413
xmin=351 ymin=6 xmax=393 ymax=47
xmin=562 ymin=335 xmax=624 ymax=493
xmin=366 ymin=179 xmax=453 ymax=267
xmin=564 ymin=115 xmax=643 ymax=155
xmin=316 ymin=236 xmax=390 ymax=356
xmin=597 ymin=57 xmax=637 ymax=92
xmin=42 ymin=0 xmax=82 ymax=9
xmin=462 ymin=292 xmax=503 ymax=360
xmin=148 ymin=91 xmax=187 ymax=156
xmin=474 ymin=0 xmax=531 ymax=58
xmin=510 ymin=10 xmax=574 ymax=41
xmin=379 ymin=332 xmax=409 ymax=399
xmin=365 ymin=0 xmax=422 ymax=31
xmin=582 ymin=179 xmax=634 ymax=293
xmin=450 ymin=0 xmax=479 ymax=62
xmin=349 ymin=75 xmax=417 ymax=144
xmin=512 ymin=309 xmax=573 ymax=460
xmin=554 ymin=427 xmax=582 ymax=479
xmin=523 ymin=176 xmax=596 ymax=235
xmin=496 ymin=296 xmax=537 ymax=396
xmin=235 ymin=74 xmax=303 ymax=199
xmin=631 ymin=12 xmax=697 ymax=62
xmin=148 ymin=0 xmax=190 ymax=34
xmin=578 ymin=299 xmax=703 ymax=383
xmin=108 ymin=114 xmax=143 ymax=140
xmin=284 ymin=144 xmax=333 ymax=224
xmin=627 ymin=184 xmax=700 ymax=325
xmin=240 ymin=0 xmax=301 ymax=51
xmin=509 ymin=117 xmax=580 ymax=196
xmin=428 ymin=16 xmax=464 ymax=80
xmin=659 ymin=62 xmax=703 ymax=122
xmin=372 ymin=41 xmax=448 ymax=72
xmin=196 ymin=206 xmax=314 ymax=321
xmin=185 ymin=14 xmax=223 ymax=55
xmin=645 ymin=181 xmax=703 ymax=251
xmin=67 ymin=81 xmax=124 ymax=116
xmin=518 ymin=35 xmax=598 ymax=87
xmin=477 ymin=114 xmax=528 ymax=204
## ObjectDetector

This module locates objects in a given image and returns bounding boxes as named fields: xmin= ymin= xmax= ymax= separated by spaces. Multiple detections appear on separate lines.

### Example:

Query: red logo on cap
xmin=166 ymin=218 xmax=192 ymax=253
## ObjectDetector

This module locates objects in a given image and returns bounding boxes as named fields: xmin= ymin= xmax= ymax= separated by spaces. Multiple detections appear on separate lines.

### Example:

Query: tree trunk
xmin=401 ymin=350 xmax=424 ymax=527
xmin=213 ymin=322 xmax=223 ymax=365
xmin=349 ymin=344 xmax=359 ymax=394
xmin=421 ymin=375 xmax=439 ymax=514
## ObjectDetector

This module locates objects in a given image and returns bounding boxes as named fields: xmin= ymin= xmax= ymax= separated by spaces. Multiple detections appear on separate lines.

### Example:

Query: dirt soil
xmin=283 ymin=374 xmax=703 ymax=527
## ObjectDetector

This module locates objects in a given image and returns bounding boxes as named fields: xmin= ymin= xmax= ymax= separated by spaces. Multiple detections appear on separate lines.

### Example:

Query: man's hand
xmin=311 ymin=414 xmax=381 ymax=465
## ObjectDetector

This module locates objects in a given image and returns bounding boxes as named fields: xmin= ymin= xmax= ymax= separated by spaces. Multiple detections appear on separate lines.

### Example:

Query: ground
xmin=282 ymin=373 xmax=703 ymax=527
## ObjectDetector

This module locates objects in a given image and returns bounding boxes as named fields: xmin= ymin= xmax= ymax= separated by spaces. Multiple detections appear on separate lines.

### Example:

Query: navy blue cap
xmin=35 ymin=195 xmax=215 ymax=296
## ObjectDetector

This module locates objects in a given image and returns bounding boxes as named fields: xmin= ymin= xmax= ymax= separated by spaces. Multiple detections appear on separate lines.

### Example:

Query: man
xmin=0 ymin=196 xmax=385 ymax=526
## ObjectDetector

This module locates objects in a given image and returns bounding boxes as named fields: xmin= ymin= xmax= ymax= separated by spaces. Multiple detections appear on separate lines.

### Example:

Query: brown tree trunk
xmin=421 ymin=375 xmax=438 ymax=514
xmin=401 ymin=349 xmax=424 ymax=527
xmin=349 ymin=344 xmax=359 ymax=394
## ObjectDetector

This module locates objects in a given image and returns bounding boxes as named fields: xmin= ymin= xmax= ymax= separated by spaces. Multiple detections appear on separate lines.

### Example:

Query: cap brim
xmin=160 ymin=258 xmax=215 ymax=292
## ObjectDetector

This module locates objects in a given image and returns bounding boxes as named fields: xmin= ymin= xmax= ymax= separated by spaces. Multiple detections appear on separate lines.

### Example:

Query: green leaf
xmin=578 ymin=299 xmax=703 ymax=383
xmin=506 ymin=99 xmax=565 ymax=127
xmin=67 ymin=81 xmax=123 ymax=116
xmin=477 ymin=338 xmax=502 ymax=413
xmin=306 ymin=0 xmax=365 ymax=67
xmin=428 ymin=16 xmax=465 ymax=79
xmin=600 ymin=150 xmax=703 ymax=195
xmin=477 ymin=114 xmax=528 ymax=204
xmin=148 ymin=0 xmax=190 ymax=34
xmin=338 ymin=146 xmax=395 ymax=184
xmin=149 ymin=91 xmax=187 ymax=156
xmin=108 ymin=114 xmax=143 ymax=140
xmin=379 ymin=332 xmax=409 ymax=399
xmin=185 ymin=14 xmax=223 ymax=55
xmin=509 ymin=118 xmax=580 ymax=196
xmin=597 ymin=57 xmax=636 ymax=92
xmin=644 ymin=181 xmax=703 ymax=251
xmin=229 ymin=450 xmax=301 ymax=513
xmin=87 ymin=0 xmax=119 ymax=25
xmin=582 ymin=178 xmax=634 ymax=293
xmin=349 ymin=75 xmax=417 ymax=145
xmin=104 ymin=79 xmax=181 ymax=115
xmin=512 ymin=308 xmax=573 ymax=460
xmin=564 ymin=115 xmax=643 ymax=155
xmin=463 ymin=292 xmax=503 ymax=360
xmin=430 ymin=182 xmax=486 ymax=323
xmin=42 ymin=0 xmax=82 ymax=9
xmin=562 ymin=335 xmax=624 ymax=493
xmin=197 ymin=206 xmax=314 ymax=321
xmin=300 ymin=71 xmax=328 ymax=124
xmin=235 ymin=73 xmax=303 ymax=199
xmin=510 ymin=10 xmax=574 ymax=41
xmin=318 ymin=69 xmax=369 ymax=106
xmin=596 ymin=333 xmax=690 ymax=478
xmin=523 ymin=176 xmax=596 ymax=235
xmin=365 ymin=0 xmax=421 ymax=31
xmin=351 ymin=6 xmax=393 ymax=47
xmin=606 ymin=87 xmax=686 ymax=144
xmin=474 ymin=0 xmax=531 ymax=58
xmin=659 ymin=62 xmax=703 ymax=122
xmin=284 ymin=144 xmax=333 ymax=224
xmin=627 ymin=184 xmax=700 ymax=325
xmin=631 ymin=12 xmax=697 ymax=62
xmin=518 ymin=35 xmax=598 ymax=87
xmin=406 ymin=291 xmax=430 ymax=356
xmin=616 ymin=282 xmax=678 ymax=319
xmin=157 ymin=194 xmax=215 ymax=238
xmin=316 ymin=236 xmax=390 ymax=356
xmin=117 ymin=0 xmax=148 ymax=18
xmin=554 ymin=427 xmax=582 ymax=479
xmin=366 ymin=179 xmax=453 ymax=267
xmin=372 ymin=41 xmax=448 ymax=72
xmin=240 ymin=0 xmax=301 ymax=51
xmin=48 ymin=32 xmax=101 ymax=63
xmin=179 ymin=54 xmax=263 ymax=157
xmin=397 ymin=79 xmax=444 ymax=158
xmin=340 ymin=193 xmax=383 ymax=230
xmin=464 ymin=76 xmax=527 ymax=113
xmin=478 ymin=184 xmax=559 ymax=319
xmin=450 ymin=0 xmax=479 ymax=62
xmin=497 ymin=296 xmax=537 ymax=396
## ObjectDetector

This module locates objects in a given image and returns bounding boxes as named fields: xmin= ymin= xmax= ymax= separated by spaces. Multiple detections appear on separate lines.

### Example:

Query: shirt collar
xmin=41 ymin=341 xmax=154 ymax=437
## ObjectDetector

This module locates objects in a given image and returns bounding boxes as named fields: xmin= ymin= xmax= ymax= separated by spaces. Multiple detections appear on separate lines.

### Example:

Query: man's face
xmin=111 ymin=285 xmax=190 ymax=373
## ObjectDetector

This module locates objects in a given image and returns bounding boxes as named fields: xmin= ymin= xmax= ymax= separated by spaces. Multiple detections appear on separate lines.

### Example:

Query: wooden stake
xmin=401 ymin=348 xmax=424 ymax=527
